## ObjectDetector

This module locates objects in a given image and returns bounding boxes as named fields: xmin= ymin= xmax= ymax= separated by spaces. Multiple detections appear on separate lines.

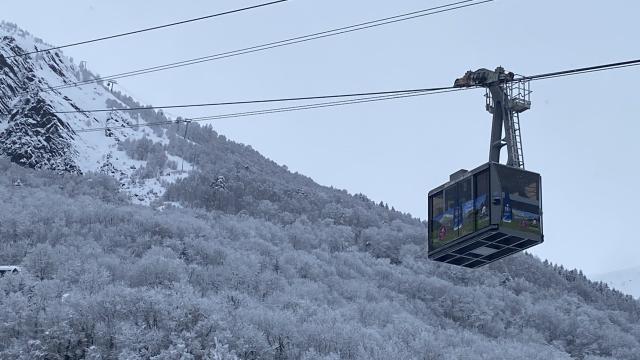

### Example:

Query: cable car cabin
xmin=428 ymin=162 xmax=543 ymax=268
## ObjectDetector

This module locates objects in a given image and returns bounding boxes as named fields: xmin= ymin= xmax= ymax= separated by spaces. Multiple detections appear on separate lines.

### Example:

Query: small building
xmin=0 ymin=266 xmax=21 ymax=276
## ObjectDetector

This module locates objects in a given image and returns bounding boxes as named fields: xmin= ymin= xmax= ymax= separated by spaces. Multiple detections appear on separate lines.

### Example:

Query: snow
xmin=0 ymin=24 xmax=193 ymax=206
xmin=0 ymin=117 xmax=8 ymax=133
xmin=157 ymin=201 xmax=185 ymax=211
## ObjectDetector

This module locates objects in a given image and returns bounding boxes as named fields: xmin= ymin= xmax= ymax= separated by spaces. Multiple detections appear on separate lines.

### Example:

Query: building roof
xmin=0 ymin=266 xmax=21 ymax=272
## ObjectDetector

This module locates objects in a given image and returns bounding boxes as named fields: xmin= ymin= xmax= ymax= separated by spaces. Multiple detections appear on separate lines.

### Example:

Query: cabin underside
xmin=428 ymin=227 xmax=543 ymax=268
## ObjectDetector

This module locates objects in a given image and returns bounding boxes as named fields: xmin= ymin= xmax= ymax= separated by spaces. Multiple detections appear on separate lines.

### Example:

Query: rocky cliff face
xmin=0 ymin=22 xmax=188 ymax=203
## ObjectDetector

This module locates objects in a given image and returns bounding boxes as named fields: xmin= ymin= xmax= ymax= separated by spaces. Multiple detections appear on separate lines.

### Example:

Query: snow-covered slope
xmin=0 ymin=22 xmax=188 ymax=204
xmin=593 ymin=266 xmax=640 ymax=299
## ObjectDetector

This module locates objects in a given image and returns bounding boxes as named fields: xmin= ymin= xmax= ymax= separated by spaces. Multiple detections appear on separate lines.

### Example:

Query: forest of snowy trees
xmin=1 ymin=118 xmax=639 ymax=359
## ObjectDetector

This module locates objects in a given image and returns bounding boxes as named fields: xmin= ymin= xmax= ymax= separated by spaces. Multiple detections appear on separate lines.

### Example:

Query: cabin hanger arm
xmin=454 ymin=67 xmax=530 ymax=169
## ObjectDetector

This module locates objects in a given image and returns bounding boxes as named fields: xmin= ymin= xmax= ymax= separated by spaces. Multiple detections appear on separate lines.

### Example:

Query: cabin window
xmin=442 ymin=186 xmax=458 ymax=245
xmin=497 ymin=166 xmax=541 ymax=234
xmin=430 ymin=191 xmax=445 ymax=248
xmin=458 ymin=178 xmax=473 ymax=237
xmin=474 ymin=170 xmax=490 ymax=230
xmin=429 ymin=186 xmax=459 ymax=250
xmin=431 ymin=183 xmax=471 ymax=250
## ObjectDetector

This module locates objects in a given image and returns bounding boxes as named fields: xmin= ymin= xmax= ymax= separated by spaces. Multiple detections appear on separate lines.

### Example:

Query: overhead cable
xmin=73 ymin=87 xmax=469 ymax=133
xmin=54 ymin=86 xmax=454 ymax=114
xmin=42 ymin=0 xmax=493 ymax=93
xmin=69 ymin=56 xmax=640 ymax=133
xmin=5 ymin=0 xmax=287 ymax=59
xmin=518 ymin=59 xmax=640 ymax=82
xmin=60 ymin=57 xmax=640 ymax=119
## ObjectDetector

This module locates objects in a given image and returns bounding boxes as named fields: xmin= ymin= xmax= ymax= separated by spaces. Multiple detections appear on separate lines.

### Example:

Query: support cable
xmin=518 ymin=59 xmax=640 ymax=82
xmin=38 ymin=0 xmax=493 ymax=93
xmin=56 ymin=57 xmax=640 ymax=116
xmin=5 ymin=0 xmax=287 ymax=59
xmin=73 ymin=87 xmax=468 ymax=133
xmin=54 ymin=86 xmax=454 ymax=114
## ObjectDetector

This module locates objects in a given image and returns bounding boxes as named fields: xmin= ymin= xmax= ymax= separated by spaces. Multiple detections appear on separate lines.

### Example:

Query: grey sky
xmin=3 ymin=0 xmax=639 ymax=275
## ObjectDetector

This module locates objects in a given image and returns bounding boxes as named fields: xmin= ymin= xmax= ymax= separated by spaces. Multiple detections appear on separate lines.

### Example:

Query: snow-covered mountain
xmin=0 ymin=22 xmax=189 ymax=204
xmin=593 ymin=266 xmax=640 ymax=299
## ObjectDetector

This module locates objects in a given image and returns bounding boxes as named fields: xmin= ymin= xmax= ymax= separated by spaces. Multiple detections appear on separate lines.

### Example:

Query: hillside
xmin=1 ymin=23 xmax=640 ymax=360
xmin=0 ymin=21 xmax=191 ymax=204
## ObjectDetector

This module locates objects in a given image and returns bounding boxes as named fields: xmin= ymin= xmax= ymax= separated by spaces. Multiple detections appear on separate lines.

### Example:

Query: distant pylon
xmin=106 ymin=80 xmax=118 ymax=92
xmin=181 ymin=118 xmax=192 ymax=173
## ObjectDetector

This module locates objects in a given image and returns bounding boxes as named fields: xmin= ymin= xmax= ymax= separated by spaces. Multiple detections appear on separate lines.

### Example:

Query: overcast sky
xmin=3 ymin=0 xmax=639 ymax=275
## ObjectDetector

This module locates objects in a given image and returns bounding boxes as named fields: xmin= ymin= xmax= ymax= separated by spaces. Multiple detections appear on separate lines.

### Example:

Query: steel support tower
xmin=454 ymin=67 xmax=531 ymax=168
